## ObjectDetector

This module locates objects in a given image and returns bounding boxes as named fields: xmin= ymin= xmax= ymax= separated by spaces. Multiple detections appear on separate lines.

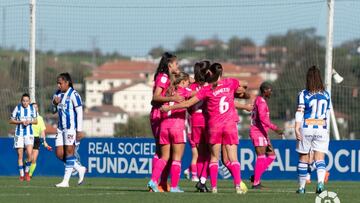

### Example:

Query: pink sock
xmin=196 ymin=155 xmax=204 ymax=178
xmin=152 ymin=154 xmax=159 ymax=172
xmin=190 ymin=164 xmax=197 ymax=178
xmin=229 ymin=162 xmax=241 ymax=186
xmin=171 ymin=161 xmax=182 ymax=188
xmin=151 ymin=158 xmax=167 ymax=183
xmin=201 ymin=155 xmax=210 ymax=179
xmin=225 ymin=161 xmax=232 ymax=175
xmin=209 ymin=162 xmax=219 ymax=188
xmin=254 ymin=155 xmax=266 ymax=186
xmin=160 ymin=159 xmax=171 ymax=186
xmin=263 ymin=155 xmax=276 ymax=172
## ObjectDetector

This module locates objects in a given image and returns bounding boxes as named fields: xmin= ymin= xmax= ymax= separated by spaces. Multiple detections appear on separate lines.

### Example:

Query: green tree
xmin=149 ymin=46 xmax=166 ymax=58
xmin=227 ymin=36 xmax=255 ymax=58
xmin=177 ymin=36 xmax=196 ymax=52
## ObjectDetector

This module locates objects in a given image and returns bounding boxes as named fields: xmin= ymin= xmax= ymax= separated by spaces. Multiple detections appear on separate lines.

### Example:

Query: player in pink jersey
xmin=161 ymin=63 xmax=248 ymax=194
xmin=183 ymin=113 xmax=200 ymax=182
xmin=249 ymin=82 xmax=283 ymax=189
xmin=187 ymin=61 xmax=212 ymax=192
xmin=221 ymin=93 xmax=253 ymax=182
xmin=150 ymin=52 xmax=182 ymax=191
xmin=148 ymin=72 xmax=192 ymax=192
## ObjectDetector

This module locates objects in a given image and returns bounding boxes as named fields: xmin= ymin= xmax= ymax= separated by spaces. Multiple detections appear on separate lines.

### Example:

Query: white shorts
xmin=296 ymin=128 xmax=329 ymax=154
xmin=56 ymin=129 xmax=76 ymax=146
xmin=14 ymin=135 xmax=34 ymax=148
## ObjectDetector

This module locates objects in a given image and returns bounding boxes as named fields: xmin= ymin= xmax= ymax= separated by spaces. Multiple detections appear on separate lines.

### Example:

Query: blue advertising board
xmin=0 ymin=138 xmax=359 ymax=180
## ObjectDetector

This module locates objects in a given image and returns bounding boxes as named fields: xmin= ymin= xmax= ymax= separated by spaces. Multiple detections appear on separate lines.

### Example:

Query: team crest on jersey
xmin=67 ymin=134 xmax=74 ymax=140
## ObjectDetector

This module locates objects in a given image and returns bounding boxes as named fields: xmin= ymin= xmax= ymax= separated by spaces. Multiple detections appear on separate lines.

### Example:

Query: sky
xmin=1 ymin=0 xmax=360 ymax=56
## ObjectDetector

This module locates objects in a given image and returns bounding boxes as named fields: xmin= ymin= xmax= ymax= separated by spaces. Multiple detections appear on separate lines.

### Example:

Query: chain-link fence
xmin=0 ymin=0 xmax=359 ymax=138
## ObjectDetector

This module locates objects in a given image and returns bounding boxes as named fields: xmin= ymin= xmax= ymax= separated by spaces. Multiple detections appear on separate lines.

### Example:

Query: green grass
xmin=0 ymin=177 xmax=358 ymax=203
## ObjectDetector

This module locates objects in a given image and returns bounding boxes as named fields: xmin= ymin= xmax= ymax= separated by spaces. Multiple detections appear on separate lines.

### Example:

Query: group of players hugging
xmin=147 ymin=52 xmax=331 ymax=194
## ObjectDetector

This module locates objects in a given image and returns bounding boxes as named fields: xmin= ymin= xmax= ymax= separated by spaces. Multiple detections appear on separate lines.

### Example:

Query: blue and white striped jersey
xmin=297 ymin=89 xmax=331 ymax=129
xmin=53 ymin=87 xmax=83 ymax=131
xmin=11 ymin=104 xmax=37 ymax=136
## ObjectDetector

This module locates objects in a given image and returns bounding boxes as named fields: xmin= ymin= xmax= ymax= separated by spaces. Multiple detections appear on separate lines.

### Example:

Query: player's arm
xmin=75 ymin=106 xmax=85 ymax=141
xmin=52 ymin=91 xmax=62 ymax=106
xmin=161 ymin=96 xmax=200 ymax=112
xmin=9 ymin=118 xmax=23 ymax=125
xmin=258 ymin=101 xmax=283 ymax=135
xmin=71 ymin=92 xmax=85 ymax=141
xmin=152 ymin=86 xmax=184 ymax=103
xmin=234 ymin=100 xmax=253 ymax=111
xmin=29 ymin=118 xmax=38 ymax=125
xmin=295 ymin=91 xmax=305 ymax=141
xmin=9 ymin=107 xmax=23 ymax=125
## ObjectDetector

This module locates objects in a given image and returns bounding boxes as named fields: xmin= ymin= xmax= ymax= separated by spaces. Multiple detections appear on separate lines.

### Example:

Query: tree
xmin=148 ymin=46 xmax=165 ymax=58
xmin=228 ymin=36 xmax=255 ymax=57
xmin=205 ymin=36 xmax=227 ymax=60
xmin=177 ymin=36 xmax=196 ymax=52
xmin=267 ymin=28 xmax=326 ymax=121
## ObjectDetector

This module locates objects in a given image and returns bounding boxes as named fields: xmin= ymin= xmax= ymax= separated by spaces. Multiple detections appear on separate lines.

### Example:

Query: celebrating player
xmin=188 ymin=61 xmax=211 ymax=192
xmin=161 ymin=63 xmax=248 ymax=194
xmin=148 ymin=72 xmax=192 ymax=192
xmin=149 ymin=52 xmax=182 ymax=191
xmin=9 ymin=93 xmax=38 ymax=181
xmin=295 ymin=66 xmax=331 ymax=194
xmin=249 ymin=82 xmax=283 ymax=189
xmin=29 ymin=102 xmax=52 ymax=177
xmin=52 ymin=72 xmax=86 ymax=187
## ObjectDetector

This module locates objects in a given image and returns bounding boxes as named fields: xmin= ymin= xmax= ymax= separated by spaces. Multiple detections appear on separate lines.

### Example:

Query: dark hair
xmin=57 ymin=72 xmax=73 ymax=88
xmin=154 ymin=52 xmax=177 ymax=81
xmin=21 ymin=93 xmax=30 ymax=100
xmin=205 ymin=63 xmax=223 ymax=88
xmin=194 ymin=60 xmax=210 ymax=84
xmin=260 ymin=82 xmax=273 ymax=94
xmin=306 ymin=65 xmax=324 ymax=92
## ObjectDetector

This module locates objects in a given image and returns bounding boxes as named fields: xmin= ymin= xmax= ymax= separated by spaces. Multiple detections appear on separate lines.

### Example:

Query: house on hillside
xmin=103 ymin=83 xmax=153 ymax=115
xmin=85 ymin=60 xmax=157 ymax=108
xmin=83 ymin=105 xmax=128 ymax=137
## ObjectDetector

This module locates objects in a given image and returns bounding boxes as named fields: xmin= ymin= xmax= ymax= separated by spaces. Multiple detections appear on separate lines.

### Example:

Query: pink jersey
xmin=188 ymin=83 xmax=206 ymax=127
xmin=195 ymin=78 xmax=239 ymax=127
xmin=150 ymin=73 xmax=171 ymax=138
xmin=151 ymin=73 xmax=171 ymax=109
xmin=250 ymin=96 xmax=278 ymax=137
xmin=161 ymin=86 xmax=192 ymax=129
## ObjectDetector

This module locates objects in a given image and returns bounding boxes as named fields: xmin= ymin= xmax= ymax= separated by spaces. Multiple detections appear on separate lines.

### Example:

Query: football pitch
xmin=0 ymin=177 xmax=358 ymax=203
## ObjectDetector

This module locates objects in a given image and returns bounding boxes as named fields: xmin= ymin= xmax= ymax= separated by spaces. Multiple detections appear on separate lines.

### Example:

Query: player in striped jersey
xmin=295 ymin=66 xmax=331 ymax=194
xmin=10 ymin=93 xmax=38 ymax=181
xmin=52 ymin=73 xmax=86 ymax=188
